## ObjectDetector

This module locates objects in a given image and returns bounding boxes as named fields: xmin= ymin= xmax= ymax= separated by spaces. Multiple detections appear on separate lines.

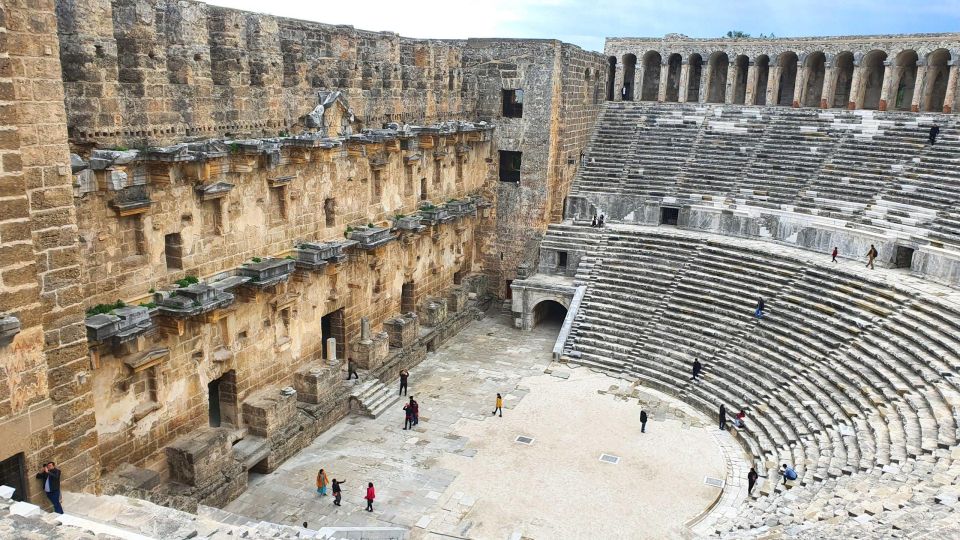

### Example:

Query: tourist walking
xmin=316 ymin=468 xmax=329 ymax=496
xmin=492 ymin=393 xmax=503 ymax=417
xmin=640 ymin=409 xmax=648 ymax=433
xmin=399 ymin=369 xmax=409 ymax=396
xmin=754 ymin=297 xmax=765 ymax=319
xmin=929 ymin=124 xmax=940 ymax=145
xmin=621 ymin=86 xmax=628 ymax=100
xmin=747 ymin=467 xmax=759 ymax=494
xmin=865 ymin=244 xmax=878 ymax=270
xmin=591 ymin=215 xmax=598 ymax=227
xmin=365 ymin=482 xmax=376 ymax=512
xmin=347 ymin=359 xmax=359 ymax=380
xmin=331 ymin=478 xmax=345 ymax=506
xmin=691 ymin=358 xmax=702 ymax=381
xmin=36 ymin=462 xmax=63 ymax=514
xmin=831 ymin=246 xmax=839 ymax=263
xmin=403 ymin=400 xmax=414 ymax=430
xmin=719 ymin=404 xmax=727 ymax=430
xmin=781 ymin=464 xmax=798 ymax=483
xmin=410 ymin=396 xmax=420 ymax=426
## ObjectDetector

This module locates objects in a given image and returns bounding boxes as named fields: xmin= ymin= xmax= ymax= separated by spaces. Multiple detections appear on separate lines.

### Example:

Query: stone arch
xmin=606 ymin=56 xmax=617 ymax=101
xmin=707 ymin=52 xmax=729 ymax=103
xmin=687 ymin=53 xmax=703 ymax=102
xmin=923 ymin=49 xmax=951 ymax=112
xmin=801 ymin=51 xmax=826 ymax=107
xmin=665 ymin=53 xmax=682 ymax=102
xmin=622 ymin=53 xmax=637 ymax=100
xmin=753 ymin=55 xmax=770 ymax=105
xmin=777 ymin=51 xmax=799 ymax=106
xmin=641 ymin=51 xmax=662 ymax=101
xmin=893 ymin=49 xmax=919 ymax=111
xmin=732 ymin=55 xmax=749 ymax=104
xmin=531 ymin=299 xmax=568 ymax=329
xmin=861 ymin=49 xmax=887 ymax=110
xmin=832 ymin=51 xmax=855 ymax=108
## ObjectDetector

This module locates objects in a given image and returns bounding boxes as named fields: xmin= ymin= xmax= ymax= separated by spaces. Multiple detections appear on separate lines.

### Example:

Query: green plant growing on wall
xmin=251 ymin=257 xmax=262 ymax=263
xmin=85 ymin=300 xmax=126 ymax=317
xmin=174 ymin=276 xmax=199 ymax=288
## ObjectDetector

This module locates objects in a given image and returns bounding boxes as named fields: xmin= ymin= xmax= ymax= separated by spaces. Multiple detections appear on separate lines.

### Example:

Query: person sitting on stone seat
xmin=731 ymin=409 xmax=746 ymax=429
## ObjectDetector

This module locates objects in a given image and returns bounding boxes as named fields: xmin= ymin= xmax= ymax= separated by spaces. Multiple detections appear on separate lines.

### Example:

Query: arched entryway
xmin=665 ymin=53 xmax=682 ymax=102
xmin=707 ymin=52 xmax=729 ymax=103
xmin=832 ymin=52 xmax=854 ymax=108
xmin=860 ymin=50 xmax=887 ymax=110
xmin=923 ymin=49 xmax=951 ymax=112
xmin=892 ymin=49 xmax=919 ymax=111
xmin=687 ymin=53 xmax=703 ymax=101
xmin=622 ymin=54 xmax=637 ymax=101
xmin=753 ymin=55 xmax=769 ymax=105
xmin=532 ymin=300 xmax=568 ymax=329
xmin=732 ymin=55 xmax=749 ymax=104
xmin=801 ymin=51 xmax=826 ymax=107
xmin=641 ymin=51 xmax=662 ymax=101
xmin=777 ymin=51 xmax=799 ymax=106
xmin=606 ymin=56 xmax=617 ymax=101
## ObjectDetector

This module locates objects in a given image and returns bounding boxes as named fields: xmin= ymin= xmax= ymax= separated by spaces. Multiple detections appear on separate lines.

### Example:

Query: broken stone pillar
xmin=447 ymin=286 xmax=468 ymax=313
xmin=384 ymin=313 xmax=419 ymax=348
xmin=350 ymin=331 xmax=389 ymax=370
xmin=360 ymin=317 xmax=371 ymax=343
xmin=419 ymin=297 xmax=448 ymax=327
xmin=294 ymin=364 xmax=341 ymax=404
xmin=165 ymin=428 xmax=236 ymax=487
xmin=241 ymin=387 xmax=298 ymax=438
xmin=326 ymin=337 xmax=337 ymax=364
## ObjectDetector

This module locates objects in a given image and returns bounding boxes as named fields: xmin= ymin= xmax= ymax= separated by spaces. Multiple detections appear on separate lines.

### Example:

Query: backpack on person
xmin=784 ymin=467 xmax=798 ymax=481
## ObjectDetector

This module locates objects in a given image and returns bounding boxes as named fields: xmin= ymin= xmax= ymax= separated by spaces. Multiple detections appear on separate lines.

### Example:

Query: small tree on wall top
xmin=725 ymin=30 xmax=751 ymax=38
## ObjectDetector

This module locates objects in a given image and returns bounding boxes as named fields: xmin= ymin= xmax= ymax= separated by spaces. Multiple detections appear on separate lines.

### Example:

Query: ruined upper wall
xmin=56 ymin=0 xmax=475 ymax=147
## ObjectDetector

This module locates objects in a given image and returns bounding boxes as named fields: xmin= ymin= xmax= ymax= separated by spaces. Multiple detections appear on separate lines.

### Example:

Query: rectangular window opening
xmin=557 ymin=251 xmax=568 ymax=269
xmin=502 ymin=89 xmax=524 ymax=118
xmin=164 ymin=233 xmax=183 ymax=270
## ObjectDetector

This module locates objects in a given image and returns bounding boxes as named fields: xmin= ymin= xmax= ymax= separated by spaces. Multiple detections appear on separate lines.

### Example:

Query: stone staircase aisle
xmin=350 ymin=379 xmax=402 ymax=418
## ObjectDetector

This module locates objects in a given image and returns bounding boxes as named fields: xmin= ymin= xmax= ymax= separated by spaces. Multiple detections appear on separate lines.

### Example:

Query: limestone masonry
xmin=1 ymin=0 xmax=960 ymax=537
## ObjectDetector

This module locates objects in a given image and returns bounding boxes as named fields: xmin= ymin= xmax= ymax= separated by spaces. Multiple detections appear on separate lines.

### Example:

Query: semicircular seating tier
xmin=539 ymin=222 xmax=959 ymax=537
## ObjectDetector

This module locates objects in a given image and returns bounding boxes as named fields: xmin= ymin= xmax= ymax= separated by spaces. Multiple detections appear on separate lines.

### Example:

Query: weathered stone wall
xmin=463 ymin=39 xmax=606 ymax=296
xmin=0 ymin=0 xmax=100 ymax=507
xmin=56 ymin=0 xmax=474 ymax=147
xmin=606 ymin=33 xmax=960 ymax=112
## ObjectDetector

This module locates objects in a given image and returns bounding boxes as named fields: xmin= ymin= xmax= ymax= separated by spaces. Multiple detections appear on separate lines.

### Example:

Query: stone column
xmin=943 ymin=64 xmax=960 ymax=113
xmin=701 ymin=62 xmax=713 ymax=103
xmin=724 ymin=62 xmax=738 ymax=104
xmin=678 ymin=61 xmax=690 ymax=102
xmin=820 ymin=62 xmax=836 ymax=109
xmin=878 ymin=61 xmax=895 ymax=111
xmin=744 ymin=61 xmax=758 ymax=105
xmin=360 ymin=317 xmax=371 ymax=343
xmin=766 ymin=64 xmax=782 ymax=107
xmin=326 ymin=338 xmax=337 ymax=364
xmin=911 ymin=62 xmax=928 ymax=112
xmin=848 ymin=62 xmax=864 ymax=109
xmin=792 ymin=61 xmax=805 ymax=108
xmin=658 ymin=62 xmax=670 ymax=101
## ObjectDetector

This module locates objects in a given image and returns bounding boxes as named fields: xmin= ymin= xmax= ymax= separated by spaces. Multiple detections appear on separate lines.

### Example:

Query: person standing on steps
xmin=403 ymin=400 xmax=414 ymax=430
xmin=347 ymin=359 xmax=359 ymax=380
xmin=640 ymin=409 xmax=648 ymax=433
xmin=331 ymin=478 xmax=345 ymax=506
xmin=929 ymin=124 xmax=940 ymax=145
xmin=754 ymin=297 xmax=765 ymax=319
xmin=747 ymin=467 xmax=759 ymax=495
xmin=691 ymin=358 xmax=702 ymax=381
xmin=365 ymin=482 xmax=376 ymax=512
xmin=492 ymin=393 xmax=503 ymax=417
xmin=36 ymin=462 xmax=63 ymax=514
xmin=866 ymin=244 xmax=878 ymax=270
xmin=316 ymin=468 xmax=329 ymax=496
xmin=621 ymin=86 xmax=628 ymax=100
xmin=399 ymin=369 xmax=409 ymax=396
xmin=591 ymin=215 xmax=598 ymax=227
xmin=719 ymin=404 xmax=727 ymax=430
xmin=409 ymin=396 xmax=420 ymax=426
xmin=831 ymin=246 xmax=839 ymax=263
xmin=598 ymin=214 xmax=605 ymax=228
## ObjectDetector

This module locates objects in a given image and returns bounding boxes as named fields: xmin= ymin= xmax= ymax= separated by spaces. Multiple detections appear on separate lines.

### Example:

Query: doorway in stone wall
xmin=401 ymin=282 xmax=416 ymax=314
xmin=321 ymin=308 xmax=346 ymax=361
xmin=894 ymin=246 xmax=915 ymax=269
xmin=660 ymin=207 xmax=679 ymax=226
xmin=0 ymin=452 xmax=26 ymax=501
xmin=208 ymin=370 xmax=238 ymax=428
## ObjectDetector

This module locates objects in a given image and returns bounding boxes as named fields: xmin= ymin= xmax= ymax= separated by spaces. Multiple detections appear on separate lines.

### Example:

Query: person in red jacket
xmin=365 ymin=482 xmax=376 ymax=512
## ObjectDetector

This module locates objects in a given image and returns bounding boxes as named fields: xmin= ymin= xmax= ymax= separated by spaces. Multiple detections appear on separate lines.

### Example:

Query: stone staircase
xmin=350 ymin=379 xmax=402 ymax=418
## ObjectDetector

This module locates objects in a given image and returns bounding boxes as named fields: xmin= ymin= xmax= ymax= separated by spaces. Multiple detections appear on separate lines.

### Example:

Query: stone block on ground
xmin=384 ymin=312 xmax=419 ymax=348
xmin=242 ymin=387 xmax=299 ymax=438
xmin=293 ymin=363 xmax=342 ymax=404
xmin=165 ymin=427 xmax=236 ymax=487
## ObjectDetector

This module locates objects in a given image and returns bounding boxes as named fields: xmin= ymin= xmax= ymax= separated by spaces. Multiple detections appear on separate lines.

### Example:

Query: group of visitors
xmin=590 ymin=214 xmax=606 ymax=228
xmin=316 ymin=471 xmax=375 ymax=511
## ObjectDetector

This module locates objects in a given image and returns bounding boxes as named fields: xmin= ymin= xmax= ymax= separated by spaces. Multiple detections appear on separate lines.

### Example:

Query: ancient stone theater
xmin=0 ymin=0 xmax=958 ymax=538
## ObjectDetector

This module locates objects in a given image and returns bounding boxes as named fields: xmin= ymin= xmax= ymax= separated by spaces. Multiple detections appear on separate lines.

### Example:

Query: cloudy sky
xmin=206 ymin=0 xmax=959 ymax=52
